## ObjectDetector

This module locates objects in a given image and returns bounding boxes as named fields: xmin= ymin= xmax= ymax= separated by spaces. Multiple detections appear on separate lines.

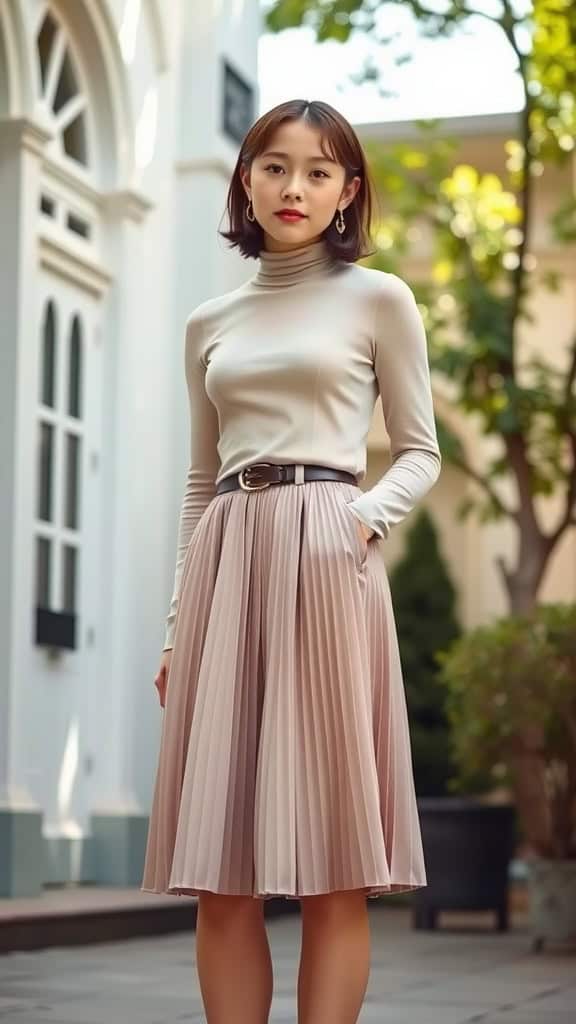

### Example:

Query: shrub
xmin=390 ymin=509 xmax=461 ymax=795
xmin=437 ymin=603 xmax=576 ymax=858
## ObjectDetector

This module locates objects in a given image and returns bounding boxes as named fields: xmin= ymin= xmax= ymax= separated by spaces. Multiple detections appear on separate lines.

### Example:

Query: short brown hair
xmin=219 ymin=99 xmax=378 ymax=262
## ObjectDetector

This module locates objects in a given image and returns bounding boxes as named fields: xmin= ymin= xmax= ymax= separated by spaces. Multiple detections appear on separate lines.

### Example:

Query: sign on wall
xmin=222 ymin=59 xmax=255 ymax=145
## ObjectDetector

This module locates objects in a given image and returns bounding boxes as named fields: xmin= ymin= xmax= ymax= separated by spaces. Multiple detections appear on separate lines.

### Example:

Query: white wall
xmin=0 ymin=0 xmax=260 ymax=855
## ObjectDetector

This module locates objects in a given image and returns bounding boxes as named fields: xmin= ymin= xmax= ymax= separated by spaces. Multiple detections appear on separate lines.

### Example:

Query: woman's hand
xmin=357 ymin=520 xmax=376 ymax=544
xmin=155 ymin=649 xmax=172 ymax=708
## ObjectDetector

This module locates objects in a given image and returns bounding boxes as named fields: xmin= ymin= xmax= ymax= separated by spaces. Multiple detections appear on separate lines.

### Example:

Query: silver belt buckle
xmin=238 ymin=463 xmax=275 ymax=491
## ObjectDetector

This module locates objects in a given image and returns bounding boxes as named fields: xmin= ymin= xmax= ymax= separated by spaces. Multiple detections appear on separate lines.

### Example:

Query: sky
xmin=257 ymin=3 xmax=524 ymax=124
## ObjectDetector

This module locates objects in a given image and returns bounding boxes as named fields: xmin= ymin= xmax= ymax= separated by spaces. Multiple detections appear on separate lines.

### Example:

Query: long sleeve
xmin=345 ymin=274 xmax=441 ymax=539
xmin=163 ymin=308 xmax=220 ymax=650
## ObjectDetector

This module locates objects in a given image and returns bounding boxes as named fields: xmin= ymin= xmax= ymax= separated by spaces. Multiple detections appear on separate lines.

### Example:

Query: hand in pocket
xmin=154 ymin=649 xmax=172 ymax=708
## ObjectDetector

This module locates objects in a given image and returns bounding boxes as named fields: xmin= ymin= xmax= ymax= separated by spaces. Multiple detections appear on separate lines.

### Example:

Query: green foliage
xmin=389 ymin=509 xmax=461 ymax=795
xmin=530 ymin=0 xmax=576 ymax=160
xmin=437 ymin=602 xmax=576 ymax=857
xmin=264 ymin=0 xmax=576 ymax=613
xmin=264 ymin=4 xmax=573 ymax=561
xmin=359 ymin=136 xmax=575 ymax=500
xmin=264 ymin=0 xmax=374 ymax=43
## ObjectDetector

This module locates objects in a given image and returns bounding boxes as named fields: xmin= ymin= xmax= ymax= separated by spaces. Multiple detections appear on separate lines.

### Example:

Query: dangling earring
xmin=246 ymin=199 xmax=255 ymax=222
xmin=335 ymin=207 xmax=345 ymax=235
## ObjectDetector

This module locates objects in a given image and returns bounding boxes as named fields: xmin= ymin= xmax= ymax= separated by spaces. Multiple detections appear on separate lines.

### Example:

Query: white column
xmin=89 ymin=188 xmax=159 ymax=885
xmin=0 ymin=117 xmax=51 ymax=896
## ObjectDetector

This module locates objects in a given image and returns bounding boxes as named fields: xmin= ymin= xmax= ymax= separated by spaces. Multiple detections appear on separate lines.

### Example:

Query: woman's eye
xmin=263 ymin=164 xmax=328 ymax=179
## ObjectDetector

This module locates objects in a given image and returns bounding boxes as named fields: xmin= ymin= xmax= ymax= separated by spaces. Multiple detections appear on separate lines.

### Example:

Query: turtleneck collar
xmin=251 ymin=237 xmax=338 ymax=289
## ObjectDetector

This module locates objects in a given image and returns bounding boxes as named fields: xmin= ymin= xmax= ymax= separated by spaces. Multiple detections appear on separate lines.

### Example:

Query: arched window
xmin=36 ymin=9 xmax=89 ymax=167
xmin=68 ymin=315 xmax=82 ymax=419
xmin=35 ymin=299 xmax=85 ymax=639
xmin=64 ymin=315 xmax=83 ymax=532
xmin=38 ymin=301 xmax=57 ymax=523
xmin=40 ymin=299 xmax=57 ymax=408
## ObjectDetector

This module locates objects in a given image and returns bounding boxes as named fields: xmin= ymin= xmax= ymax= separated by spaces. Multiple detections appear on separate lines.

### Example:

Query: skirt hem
xmin=140 ymin=881 xmax=426 ymax=900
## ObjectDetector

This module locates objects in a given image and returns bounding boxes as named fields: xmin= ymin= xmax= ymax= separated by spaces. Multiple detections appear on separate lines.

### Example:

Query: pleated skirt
xmin=140 ymin=475 xmax=427 ymax=900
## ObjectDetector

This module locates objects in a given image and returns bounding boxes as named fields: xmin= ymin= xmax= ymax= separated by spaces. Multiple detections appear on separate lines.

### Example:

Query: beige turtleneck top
xmin=163 ymin=238 xmax=441 ymax=650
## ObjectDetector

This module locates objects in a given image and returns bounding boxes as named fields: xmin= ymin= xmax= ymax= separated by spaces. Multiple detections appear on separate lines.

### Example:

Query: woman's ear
xmin=240 ymin=165 xmax=251 ymax=199
xmin=342 ymin=175 xmax=361 ymax=207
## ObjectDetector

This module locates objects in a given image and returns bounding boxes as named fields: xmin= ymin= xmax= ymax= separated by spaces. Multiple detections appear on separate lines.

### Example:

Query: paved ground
xmin=0 ymin=904 xmax=574 ymax=1023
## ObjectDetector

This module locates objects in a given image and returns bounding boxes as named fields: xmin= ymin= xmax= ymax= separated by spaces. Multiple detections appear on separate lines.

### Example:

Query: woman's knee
xmin=197 ymin=891 xmax=265 ymax=925
xmin=299 ymin=888 xmax=368 ymax=925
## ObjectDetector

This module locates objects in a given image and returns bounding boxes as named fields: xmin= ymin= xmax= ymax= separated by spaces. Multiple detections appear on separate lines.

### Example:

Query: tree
xmin=264 ymin=0 xmax=576 ymax=614
xmin=389 ymin=509 xmax=461 ymax=796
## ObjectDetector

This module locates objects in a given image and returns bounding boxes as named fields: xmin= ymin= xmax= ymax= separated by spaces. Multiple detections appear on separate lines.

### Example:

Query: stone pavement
xmin=0 ymin=903 xmax=574 ymax=1023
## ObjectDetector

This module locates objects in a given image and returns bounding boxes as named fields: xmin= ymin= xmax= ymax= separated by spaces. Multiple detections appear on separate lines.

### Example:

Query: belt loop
xmin=294 ymin=464 xmax=305 ymax=485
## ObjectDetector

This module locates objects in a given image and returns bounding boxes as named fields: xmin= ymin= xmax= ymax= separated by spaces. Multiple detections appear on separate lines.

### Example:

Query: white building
xmin=0 ymin=0 xmax=259 ymax=897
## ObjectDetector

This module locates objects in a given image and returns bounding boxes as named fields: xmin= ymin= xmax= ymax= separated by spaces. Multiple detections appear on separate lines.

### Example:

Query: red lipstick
xmin=275 ymin=209 xmax=307 ymax=222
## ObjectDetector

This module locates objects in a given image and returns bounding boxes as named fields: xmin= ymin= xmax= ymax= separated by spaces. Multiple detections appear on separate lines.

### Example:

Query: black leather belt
xmin=216 ymin=462 xmax=358 ymax=494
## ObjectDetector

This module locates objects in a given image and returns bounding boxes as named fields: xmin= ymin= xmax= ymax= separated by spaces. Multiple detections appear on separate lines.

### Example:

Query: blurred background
xmin=0 ymin=0 xmax=575 ymax=968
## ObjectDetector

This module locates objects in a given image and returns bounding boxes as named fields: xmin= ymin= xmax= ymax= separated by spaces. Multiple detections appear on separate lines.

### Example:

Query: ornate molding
xmin=174 ymin=156 xmax=234 ymax=181
xmin=100 ymin=188 xmax=154 ymax=223
xmin=38 ymin=233 xmax=112 ymax=297
xmin=0 ymin=116 xmax=52 ymax=157
xmin=41 ymin=154 xmax=100 ymax=205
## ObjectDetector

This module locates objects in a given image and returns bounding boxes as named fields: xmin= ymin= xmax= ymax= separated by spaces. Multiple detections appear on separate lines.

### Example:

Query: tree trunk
xmin=499 ymin=528 xmax=552 ymax=616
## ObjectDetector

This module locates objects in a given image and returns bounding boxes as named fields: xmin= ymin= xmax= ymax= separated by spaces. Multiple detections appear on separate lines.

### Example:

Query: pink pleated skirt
xmin=140 ymin=476 xmax=427 ymax=900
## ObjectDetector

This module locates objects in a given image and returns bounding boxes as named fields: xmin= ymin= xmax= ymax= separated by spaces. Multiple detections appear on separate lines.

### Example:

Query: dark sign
xmin=222 ymin=59 xmax=255 ymax=145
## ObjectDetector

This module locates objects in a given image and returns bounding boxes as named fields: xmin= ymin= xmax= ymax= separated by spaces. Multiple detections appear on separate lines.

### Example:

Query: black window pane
xmin=62 ymin=113 xmax=88 ymax=165
xmin=40 ymin=194 xmax=56 ymax=217
xmin=68 ymin=316 xmax=82 ymax=418
xmin=36 ymin=537 xmax=51 ymax=607
xmin=67 ymin=213 xmax=90 ymax=239
xmin=62 ymin=545 xmax=77 ymax=613
xmin=38 ymin=422 xmax=54 ymax=522
xmin=41 ymin=302 xmax=56 ymax=407
xmin=64 ymin=433 xmax=80 ymax=530
xmin=37 ymin=13 xmax=57 ymax=91
xmin=64 ymin=433 xmax=80 ymax=529
xmin=53 ymin=51 xmax=77 ymax=114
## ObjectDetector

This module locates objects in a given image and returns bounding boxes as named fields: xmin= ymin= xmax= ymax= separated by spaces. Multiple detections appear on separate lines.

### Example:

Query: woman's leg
xmin=195 ymin=892 xmax=273 ymax=1024
xmin=297 ymin=889 xmax=371 ymax=1024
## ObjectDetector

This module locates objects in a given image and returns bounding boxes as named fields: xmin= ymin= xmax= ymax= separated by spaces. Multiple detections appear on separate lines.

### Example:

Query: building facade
xmin=0 ymin=0 xmax=259 ymax=897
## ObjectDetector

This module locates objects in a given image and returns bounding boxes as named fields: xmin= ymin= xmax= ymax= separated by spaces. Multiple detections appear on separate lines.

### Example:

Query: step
xmin=0 ymin=886 xmax=297 ymax=954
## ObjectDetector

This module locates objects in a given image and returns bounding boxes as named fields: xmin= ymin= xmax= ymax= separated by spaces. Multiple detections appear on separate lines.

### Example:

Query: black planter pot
xmin=413 ymin=796 xmax=516 ymax=931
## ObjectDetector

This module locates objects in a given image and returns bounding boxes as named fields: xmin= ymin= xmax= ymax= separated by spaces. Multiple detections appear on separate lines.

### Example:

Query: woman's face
xmin=240 ymin=119 xmax=361 ymax=253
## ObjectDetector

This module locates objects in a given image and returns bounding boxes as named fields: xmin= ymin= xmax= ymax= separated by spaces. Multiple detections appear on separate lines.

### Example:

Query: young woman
xmin=141 ymin=98 xmax=442 ymax=1024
